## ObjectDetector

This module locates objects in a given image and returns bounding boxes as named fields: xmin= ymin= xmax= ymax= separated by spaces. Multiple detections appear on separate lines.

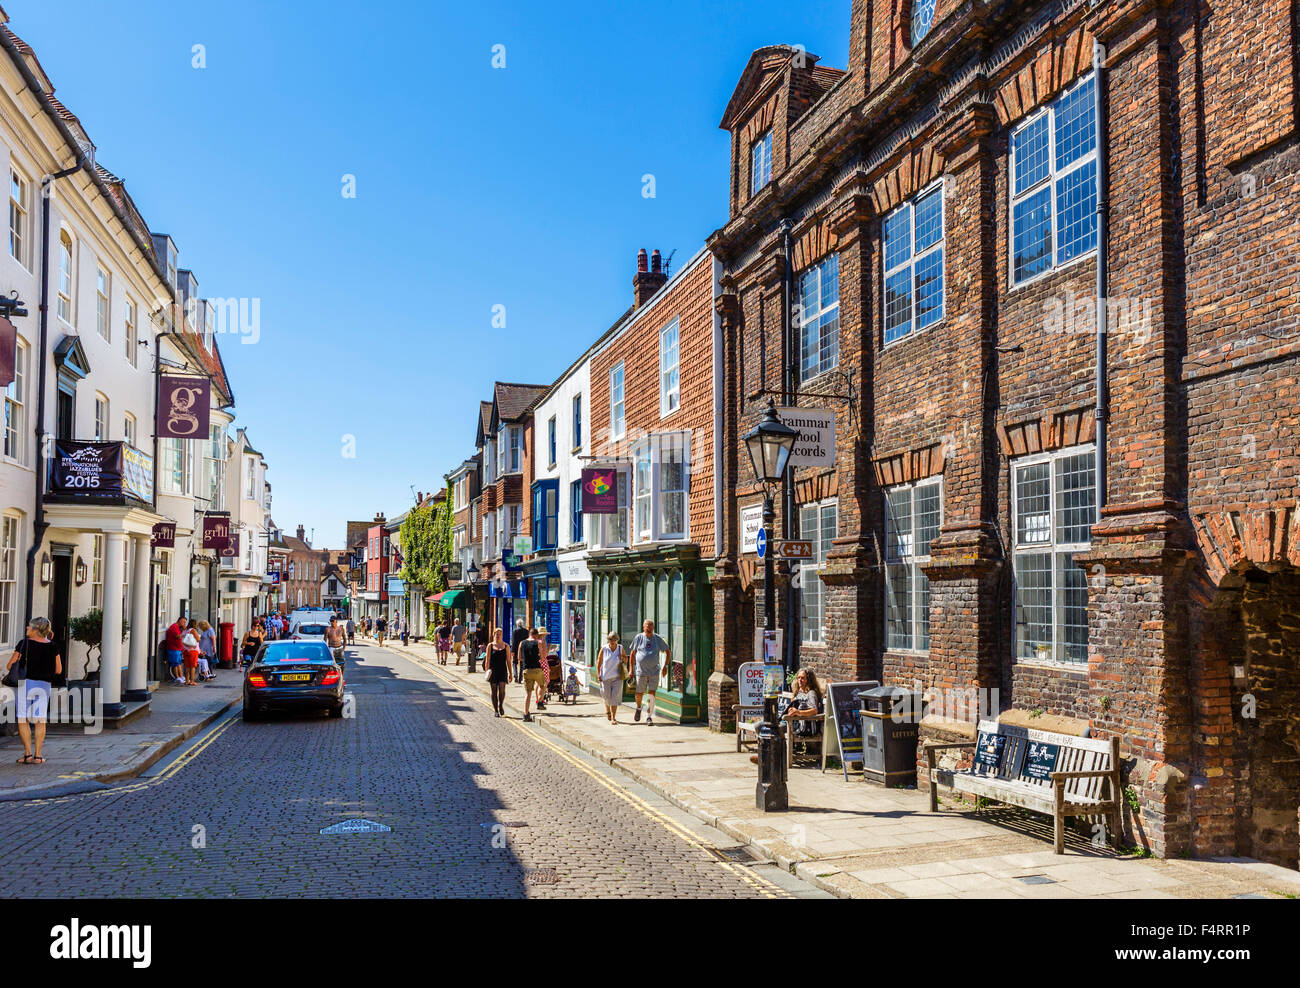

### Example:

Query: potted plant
xmin=68 ymin=609 xmax=129 ymax=684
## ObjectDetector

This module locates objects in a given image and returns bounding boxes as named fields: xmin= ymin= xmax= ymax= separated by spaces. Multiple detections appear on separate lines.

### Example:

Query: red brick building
xmin=709 ymin=0 xmax=1300 ymax=865
xmin=587 ymin=247 xmax=718 ymax=721
xmin=282 ymin=525 xmax=328 ymax=611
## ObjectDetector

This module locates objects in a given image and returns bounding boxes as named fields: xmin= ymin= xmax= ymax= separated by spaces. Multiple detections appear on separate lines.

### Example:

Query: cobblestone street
xmin=0 ymin=644 xmax=819 ymax=899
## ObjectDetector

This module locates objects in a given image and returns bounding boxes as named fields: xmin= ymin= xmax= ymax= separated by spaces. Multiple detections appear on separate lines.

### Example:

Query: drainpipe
xmin=23 ymin=159 xmax=85 ymax=628
xmin=1093 ymin=40 xmax=1109 ymax=509
xmin=780 ymin=218 xmax=798 ymax=673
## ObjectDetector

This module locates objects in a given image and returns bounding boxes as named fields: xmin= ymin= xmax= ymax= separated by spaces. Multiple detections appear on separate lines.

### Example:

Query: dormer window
xmin=750 ymin=130 xmax=772 ymax=197
xmin=911 ymin=0 xmax=936 ymax=44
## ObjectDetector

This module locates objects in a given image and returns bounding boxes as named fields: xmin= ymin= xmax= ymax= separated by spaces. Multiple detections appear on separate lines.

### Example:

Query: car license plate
xmin=280 ymin=673 xmax=311 ymax=682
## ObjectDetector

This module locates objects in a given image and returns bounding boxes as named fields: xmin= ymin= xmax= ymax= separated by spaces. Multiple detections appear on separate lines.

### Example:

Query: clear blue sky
xmin=11 ymin=0 xmax=849 ymax=548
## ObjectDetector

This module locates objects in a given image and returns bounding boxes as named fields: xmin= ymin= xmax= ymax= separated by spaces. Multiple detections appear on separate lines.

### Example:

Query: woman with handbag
xmin=484 ymin=627 xmax=511 ymax=717
xmin=598 ymin=632 xmax=627 ymax=724
xmin=5 ymin=617 xmax=62 ymax=765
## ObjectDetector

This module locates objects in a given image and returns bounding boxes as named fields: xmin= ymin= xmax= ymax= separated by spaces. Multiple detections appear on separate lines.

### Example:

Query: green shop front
xmin=586 ymin=544 xmax=713 ymax=723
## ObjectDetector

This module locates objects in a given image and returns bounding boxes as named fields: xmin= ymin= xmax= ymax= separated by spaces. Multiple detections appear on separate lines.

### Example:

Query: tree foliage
xmin=399 ymin=484 xmax=454 ymax=599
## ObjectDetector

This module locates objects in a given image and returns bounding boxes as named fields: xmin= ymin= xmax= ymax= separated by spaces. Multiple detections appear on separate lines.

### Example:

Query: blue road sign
xmin=757 ymin=528 xmax=767 ymax=559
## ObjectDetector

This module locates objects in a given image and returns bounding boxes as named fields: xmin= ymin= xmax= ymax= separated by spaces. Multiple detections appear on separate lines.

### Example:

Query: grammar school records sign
xmin=777 ymin=407 xmax=835 ymax=468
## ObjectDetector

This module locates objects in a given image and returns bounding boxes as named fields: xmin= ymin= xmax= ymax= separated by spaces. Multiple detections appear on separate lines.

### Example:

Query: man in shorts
xmin=324 ymin=616 xmax=347 ymax=666
xmin=519 ymin=628 xmax=546 ymax=723
xmin=375 ymin=614 xmax=387 ymax=647
xmin=630 ymin=619 xmax=670 ymax=726
xmin=451 ymin=619 xmax=466 ymax=665
xmin=164 ymin=615 xmax=188 ymax=685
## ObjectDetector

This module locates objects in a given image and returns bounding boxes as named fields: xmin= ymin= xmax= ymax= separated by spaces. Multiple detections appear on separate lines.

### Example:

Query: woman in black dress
xmin=486 ymin=627 xmax=512 ymax=717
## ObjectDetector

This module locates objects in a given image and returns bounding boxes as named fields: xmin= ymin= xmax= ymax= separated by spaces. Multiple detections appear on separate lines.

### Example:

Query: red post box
xmin=219 ymin=622 xmax=235 ymax=668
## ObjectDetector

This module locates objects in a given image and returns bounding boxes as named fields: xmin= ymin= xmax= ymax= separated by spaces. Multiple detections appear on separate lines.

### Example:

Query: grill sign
xmin=202 ymin=514 xmax=231 ymax=549
xmin=151 ymin=522 xmax=176 ymax=548
xmin=157 ymin=375 xmax=211 ymax=438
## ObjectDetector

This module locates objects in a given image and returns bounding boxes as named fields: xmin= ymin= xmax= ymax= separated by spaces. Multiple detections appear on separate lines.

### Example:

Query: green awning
xmin=436 ymin=588 xmax=472 ymax=609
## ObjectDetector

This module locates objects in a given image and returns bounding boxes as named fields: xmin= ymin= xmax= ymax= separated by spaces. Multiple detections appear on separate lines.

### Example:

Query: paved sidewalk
xmin=382 ymin=637 xmax=1300 ymax=900
xmin=0 ymin=671 xmax=242 ymax=800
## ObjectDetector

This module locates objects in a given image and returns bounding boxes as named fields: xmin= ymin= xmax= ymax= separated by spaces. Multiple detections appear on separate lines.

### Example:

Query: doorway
xmin=49 ymin=550 xmax=72 ymax=679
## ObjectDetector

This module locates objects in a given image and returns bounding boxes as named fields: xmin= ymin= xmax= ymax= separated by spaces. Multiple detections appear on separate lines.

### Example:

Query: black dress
xmin=487 ymin=646 xmax=510 ymax=684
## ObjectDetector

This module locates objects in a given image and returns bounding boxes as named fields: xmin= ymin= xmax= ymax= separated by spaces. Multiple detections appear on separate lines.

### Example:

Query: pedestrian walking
xmin=629 ymin=619 xmax=670 ymax=725
xmin=534 ymin=627 xmax=550 ymax=709
xmin=197 ymin=620 xmax=217 ymax=679
xmin=345 ymin=617 xmax=356 ymax=645
xmin=324 ymin=616 xmax=347 ymax=666
xmin=519 ymin=628 xmax=545 ymax=722
xmin=451 ymin=618 xmax=466 ymax=665
xmin=239 ymin=621 xmax=264 ymax=666
xmin=164 ymin=615 xmax=188 ymax=684
xmin=598 ymin=632 xmax=627 ymax=724
xmin=375 ymin=614 xmax=387 ymax=647
xmin=510 ymin=618 xmax=529 ymax=683
xmin=485 ymin=627 xmax=511 ymax=717
xmin=435 ymin=619 xmax=450 ymax=665
xmin=5 ymin=617 xmax=62 ymax=765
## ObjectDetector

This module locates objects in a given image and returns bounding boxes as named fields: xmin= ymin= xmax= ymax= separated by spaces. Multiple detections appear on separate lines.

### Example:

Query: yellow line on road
xmin=418 ymin=657 xmax=784 ymax=898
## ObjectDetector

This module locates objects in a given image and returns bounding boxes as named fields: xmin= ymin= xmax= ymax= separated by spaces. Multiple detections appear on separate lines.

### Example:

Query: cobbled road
xmin=0 ymin=643 xmax=796 ymax=898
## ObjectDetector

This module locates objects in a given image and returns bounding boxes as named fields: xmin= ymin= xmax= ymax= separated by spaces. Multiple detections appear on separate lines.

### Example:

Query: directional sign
xmin=756 ymin=528 xmax=767 ymax=559
xmin=773 ymin=539 xmax=813 ymax=560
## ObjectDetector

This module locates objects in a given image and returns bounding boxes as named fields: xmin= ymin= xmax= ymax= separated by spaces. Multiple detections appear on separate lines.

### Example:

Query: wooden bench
xmin=926 ymin=718 xmax=1121 ymax=854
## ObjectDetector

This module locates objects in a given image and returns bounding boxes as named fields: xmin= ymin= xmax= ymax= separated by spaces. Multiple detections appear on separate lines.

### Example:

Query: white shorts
xmin=601 ymin=679 xmax=624 ymax=706
xmin=18 ymin=680 xmax=51 ymax=720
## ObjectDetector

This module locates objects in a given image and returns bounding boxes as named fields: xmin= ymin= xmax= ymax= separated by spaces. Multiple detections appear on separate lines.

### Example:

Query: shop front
xmin=488 ymin=575 xmax=527 ymax=639
xmin=558 ymin=552 xmax=590 ymax=688
xmin=521 ymin=556 xmax=561 ymax=658
xmin=587 ymin=544 xmax=712 ymax=723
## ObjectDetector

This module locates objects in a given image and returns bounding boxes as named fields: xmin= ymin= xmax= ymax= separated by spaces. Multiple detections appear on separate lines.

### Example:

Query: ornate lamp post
xmin=741 ymin=399 xmax=799 ymax=811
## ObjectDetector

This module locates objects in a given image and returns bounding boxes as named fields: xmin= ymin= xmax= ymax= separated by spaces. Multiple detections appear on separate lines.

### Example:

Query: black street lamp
xmin=741 ymin=399 xmax=799 ymax=812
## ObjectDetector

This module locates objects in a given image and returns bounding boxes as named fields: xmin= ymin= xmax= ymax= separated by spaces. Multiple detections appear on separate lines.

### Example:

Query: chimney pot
xmin=296 ymin=524 xmax=305 ymax=541
xmin=637 ymin=248 xmax=648 ymax=273
xmin=651 ymin=249 xmax=662 ymax=274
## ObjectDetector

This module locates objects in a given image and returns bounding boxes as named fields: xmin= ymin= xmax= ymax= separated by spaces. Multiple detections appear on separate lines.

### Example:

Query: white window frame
xmin=630 ymin=433 xmax=690 ymax=545
xmin=95 ymin=265 xmax=111 ymax=341
xmin=882 ymin=181 xmax=945 ymax=346
xmin=750 ymin=129 xmax=772 ymax=197
xmin=1012 ymin=444 xmax=1097 ymax=666
xmin=3 ymin=336 xmax=28 ymax=465
xmin=799 ymin=500 xmax=838 ymax=644
xmin=57 ymin=229 xmax=74 ymax=324
xmin=796 ymin=253 xmax=840 ymax=383
xmin=1009 ymin=72 xmax=1098 ymax=288
xmin=124 ymin=412 xmax=137 ymax=449
xmin=659 ymin=318 xmax=680 ymax=417
xmin=9 ymin=168 xmax=29 ymax=269
xmin=594 ymin=465 xmax=630 ymax=549
xmin=547 ymin=415 xmax=557 ymax=467
xmin=93 ymin=393 xmax=109 ymax=441
xmin=91 ymin=534 xmax=104 ymax=608
xmin=572 ymin=393 xmax=582 ymax=450
xmin=609 ymin=362 xmax=625 ymax=441
xmin=0 ymin=513 xmax=20 ymax=647
xmin=884 ymin=478 xmax=943 ymax=652
xmin=125 ymin=297 xmax=138 ymax=367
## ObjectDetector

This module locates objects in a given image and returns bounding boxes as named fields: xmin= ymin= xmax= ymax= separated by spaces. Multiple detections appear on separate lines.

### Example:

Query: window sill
xmin=1014 ymin=657 xmax=1089 ymax=673
xmin=1007 ymin=247 xmax=1096 ymax=295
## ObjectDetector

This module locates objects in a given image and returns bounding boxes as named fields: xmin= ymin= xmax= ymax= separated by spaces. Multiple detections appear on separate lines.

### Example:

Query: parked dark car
xmin=243 ymin=640 xmax=345 ymax=721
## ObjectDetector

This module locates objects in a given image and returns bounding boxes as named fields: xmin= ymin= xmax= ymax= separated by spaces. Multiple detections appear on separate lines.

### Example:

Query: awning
xmin=435 ymin=587 xmax=473 ymax=609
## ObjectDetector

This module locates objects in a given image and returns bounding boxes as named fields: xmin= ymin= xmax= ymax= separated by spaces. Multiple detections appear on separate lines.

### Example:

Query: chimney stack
xmin=296 ymin=524 xmax=305 ymax=541
xmin=633 ymin=247 xmax=668 ymax=309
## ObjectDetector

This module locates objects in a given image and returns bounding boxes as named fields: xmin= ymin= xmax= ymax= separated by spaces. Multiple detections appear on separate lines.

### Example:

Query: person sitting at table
xmin=783 ymin=668 xmax=824 ymax=737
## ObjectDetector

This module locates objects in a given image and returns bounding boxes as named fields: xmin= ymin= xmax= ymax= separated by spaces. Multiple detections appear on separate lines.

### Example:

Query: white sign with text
xmin=778 ymin=406 xmax=836 ymax=469
xmin=741 ymin=503 xmax=763 ymax=555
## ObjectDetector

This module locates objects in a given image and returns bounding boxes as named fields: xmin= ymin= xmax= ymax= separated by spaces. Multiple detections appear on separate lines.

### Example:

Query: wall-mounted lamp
xmin=74 ymin=556 xmax=88 ymax=586
xmin=39 ymin=553 xmax=51 ymax=586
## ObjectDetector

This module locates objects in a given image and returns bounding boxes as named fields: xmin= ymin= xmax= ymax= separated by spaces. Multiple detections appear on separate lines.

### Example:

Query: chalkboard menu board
xmin=1021 ymin=741 xmax=1061 ymax=781
xmin=973 ymin=732 xmax=1007 ymax=773
xmin=825 ymin=681 xmax=877 ymax=780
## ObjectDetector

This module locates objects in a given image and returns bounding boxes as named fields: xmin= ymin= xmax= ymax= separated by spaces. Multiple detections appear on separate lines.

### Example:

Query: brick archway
xmin=1191 ymin=504 xmax=1300 ymax=868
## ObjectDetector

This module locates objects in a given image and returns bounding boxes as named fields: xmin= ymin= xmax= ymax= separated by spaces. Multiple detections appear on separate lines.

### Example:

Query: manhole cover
xmin=709 ymin=846 xmax=755 ymax=863
xmin=1016 ymin=875 xmax=1056 ymax=885
xmin=480 ymin=821 xmax=528 ymax=829
xmin=526 ymin=868 xmax=559 ymax=885
xmin=319 ymin=818 xmax=392 ymax=835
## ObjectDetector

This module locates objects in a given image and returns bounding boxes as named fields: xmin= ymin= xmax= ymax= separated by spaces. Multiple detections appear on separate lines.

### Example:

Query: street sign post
xmin=756 ymin=528 xmax=767 ymax=559
xmin=772 ymin=539 xmax=813 ymax=560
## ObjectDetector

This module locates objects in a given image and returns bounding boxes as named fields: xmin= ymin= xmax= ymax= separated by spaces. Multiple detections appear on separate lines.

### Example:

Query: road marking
xmin=415 ymin=654 xmax=785 ymax=898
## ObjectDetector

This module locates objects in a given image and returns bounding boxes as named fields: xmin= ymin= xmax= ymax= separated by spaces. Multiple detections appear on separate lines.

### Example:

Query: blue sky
xmin=11 ymin=0 xmax=850 ymax=548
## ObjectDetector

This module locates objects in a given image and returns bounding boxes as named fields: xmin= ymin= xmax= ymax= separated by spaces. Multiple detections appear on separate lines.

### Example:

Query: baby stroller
xmin=544 ymin=650 xmax=566 ymax=703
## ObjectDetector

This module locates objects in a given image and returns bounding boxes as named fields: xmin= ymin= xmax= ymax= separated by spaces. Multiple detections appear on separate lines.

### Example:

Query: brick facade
xmin=709 ymin=0 xmax=1300 ymax=866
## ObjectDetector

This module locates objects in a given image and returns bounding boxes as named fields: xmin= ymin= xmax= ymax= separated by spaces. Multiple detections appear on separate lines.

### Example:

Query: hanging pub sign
xmin=218 ymin=535 xmax=238 ymax=558
xmin=580 ymin=468 xmax=618 ymax=514
xmin=157 ymin=375 xmax=211 ymax=439
xmin=0 ymin=315 xmax=15 ymax=388
xmin=51 ymin=441 xmax=124 ymax=498
xmin=151 ymin=522 xmax=176 ymax=548
xmin=201 ymin=513 xmax=231 ymax=549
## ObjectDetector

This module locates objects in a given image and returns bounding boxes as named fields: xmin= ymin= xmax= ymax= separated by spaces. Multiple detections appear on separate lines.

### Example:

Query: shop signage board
xmin=777 ymin=407 xmax=835 ymax=469
xmin=151 ymin=522 xmax=176 ymax=548
xmin=825 ymin=680 xmax=877 ymax=781
xmin=580 ymin=468 xmax=618 ymax=514
xmin=741 ymin=503 xmax=763 ymax=554
xmin=50 ymin=441 xmax=130 ymax=499
xmin=201 ymin=514 xmax=231 ymax=549
xmin=737 ymin=662 xmax=765 ymax=708
xmin=157 ymin=375 xmax=211 ymax=439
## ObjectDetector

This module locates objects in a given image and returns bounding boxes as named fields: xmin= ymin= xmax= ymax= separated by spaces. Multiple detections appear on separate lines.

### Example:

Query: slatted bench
xmin=926 ymin=718 xmax=1122 ymax=854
